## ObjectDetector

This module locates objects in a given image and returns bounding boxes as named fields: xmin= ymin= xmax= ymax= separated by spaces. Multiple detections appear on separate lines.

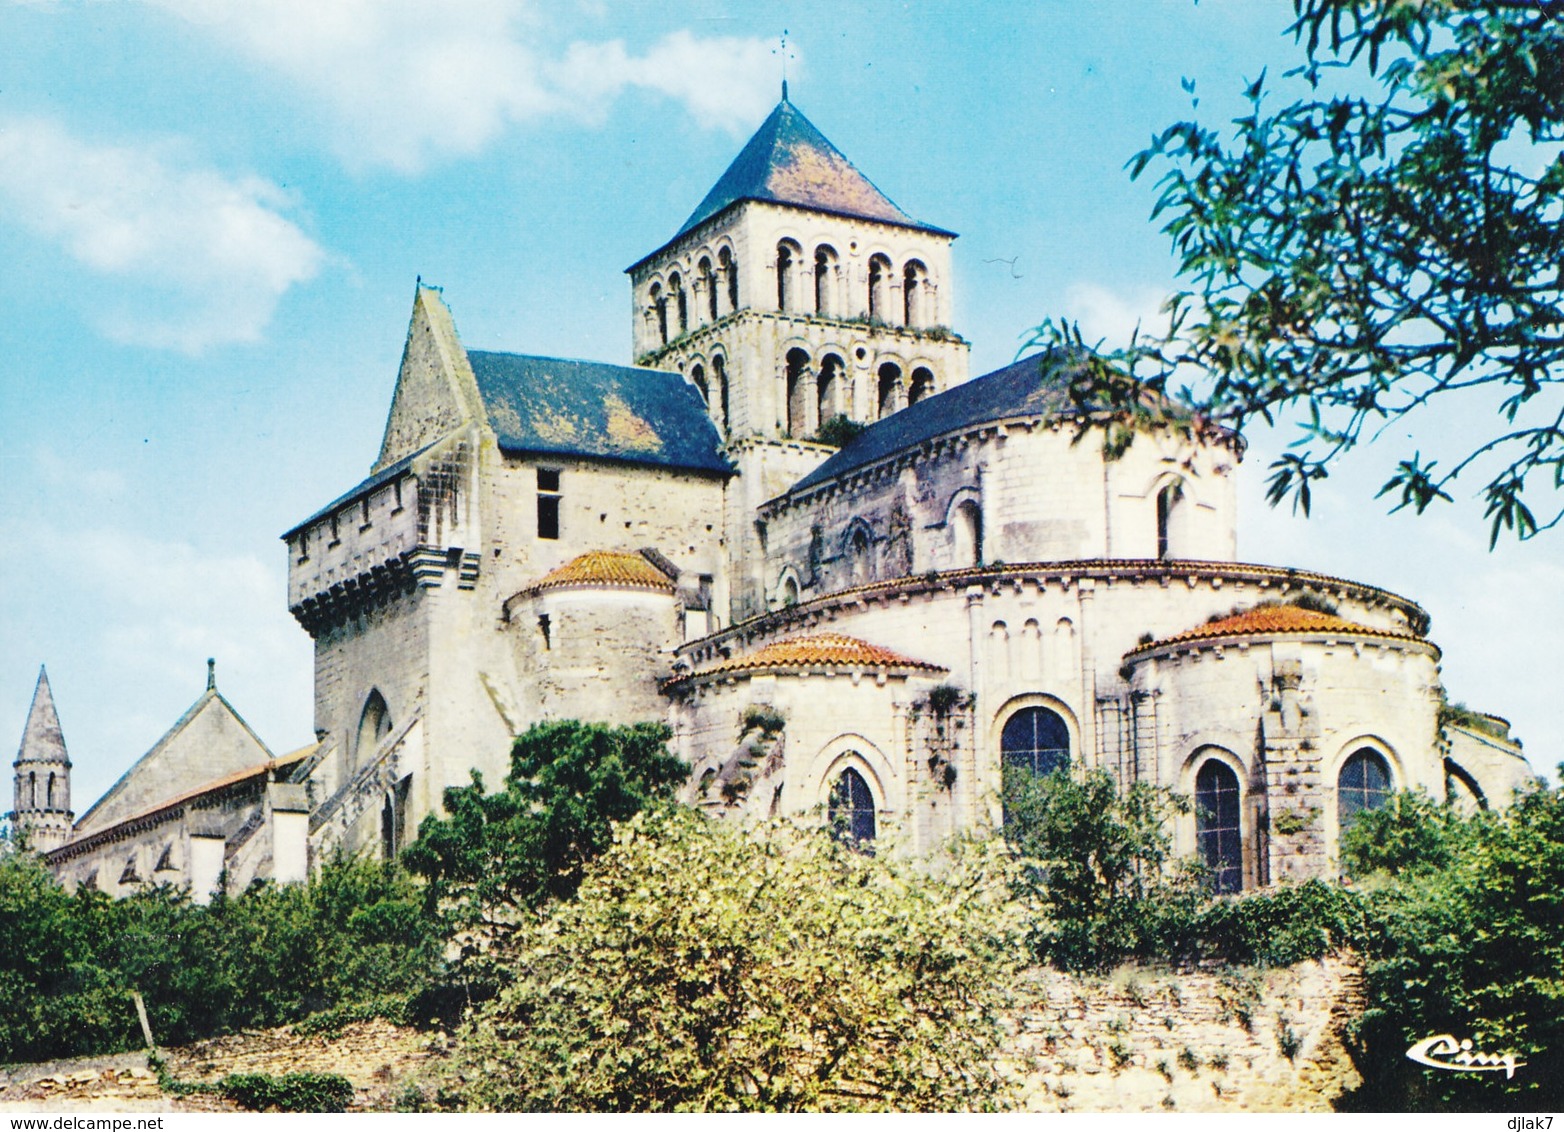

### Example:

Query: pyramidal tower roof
xmin=15 ymin=666 xmax=69 ymax=767
xmin=670 ymin=95 xmax=955 ymax=243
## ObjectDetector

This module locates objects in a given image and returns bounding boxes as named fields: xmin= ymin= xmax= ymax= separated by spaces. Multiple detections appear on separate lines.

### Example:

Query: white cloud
xmin=144 ymin=0 xmax=779 ymax=171
xmin=1061 ymin=281 xmax=1171 ymax=349
xmin=0 ymin=115 xmax=323 ymax=351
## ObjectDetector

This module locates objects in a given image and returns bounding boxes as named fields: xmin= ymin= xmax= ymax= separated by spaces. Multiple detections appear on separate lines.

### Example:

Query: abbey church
xmin=12 ymin=93 xmax=1536 ymax=899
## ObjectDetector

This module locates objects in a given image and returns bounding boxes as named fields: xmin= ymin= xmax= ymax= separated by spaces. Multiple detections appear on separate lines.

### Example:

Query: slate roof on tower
xmin=633 ymin=97 xmax=954 ymax=269
xmin=467 ymin=351 xmax=732 ymax=476
xmin=787 ymin=351 xmax=1083 ymax=495
xmin=14 ymin=666 xmax=69 ymax=768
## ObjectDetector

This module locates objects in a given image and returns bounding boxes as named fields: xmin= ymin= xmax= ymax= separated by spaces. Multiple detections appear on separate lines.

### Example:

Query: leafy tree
xmin=1039 ymin=0 xmax=1564 ymax=544
xmin=1340 ymin=787 xmax=1471 ymax=877
xmin=1345 ymin=773 xmax=1564 ymax=1110
xmin=444 ymin=809 xmax=1029 ymax=1112
xmin=402 ymin=720 xmax=686 ymax=927
xmin=1000 ymin=765 xmax=1195 ymax=969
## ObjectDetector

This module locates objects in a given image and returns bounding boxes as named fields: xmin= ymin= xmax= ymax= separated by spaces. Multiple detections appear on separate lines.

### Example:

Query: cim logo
xmin=1406 ymin=1033 xmax=1525 ymax=1079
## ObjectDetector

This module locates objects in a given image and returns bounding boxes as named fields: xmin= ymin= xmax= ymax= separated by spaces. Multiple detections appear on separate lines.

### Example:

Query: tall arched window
xmin=876 ymin=362 xmax=901 ymax=419
xmin=27 ymin=771 xmax=37 ymax=810
xmin=669 ymin=272 xmax=688 ymax=335
xmin=817 ymin=353 xmax=845 ymax=423
xmin=356 ymin=690 xmax=392 ymax=768
xmin=712 ymin=354 xmax=730 ymax=436
xmin=785 ymin=348 xmax=810 ymax=436
xmin=46 ymin=771 xmax=56 ymax=811
xmin=1001 ymin=707 xmax=1070 ymax=777
xmin=814 ymin=244 xmax=838 ymax=315
xmin=691 ymin=362 xmax=709 ymax=407
xmin=776 ymin=240 xmax=801 ymax=311
xmin=908 ymin=366 xmax=934 ymax=405
xmin=903 ymin=260 xmax=929 ymax=327
xmin=719 ymin=247 xmax=738 ymax=312
xmin=1339 ymin=748 xmax=1392 ymax=829
xmin=1195 ymin=760 xmax=1242 ymax=894
xmin=1156 ymin=481 xmax=1183 ymax=560
xmin=698 ymin=256 xmax=717 ymax=322
xmin=828 ymin=766 xmax=876 ymax=847
xmin=868 ymin=254 xmax=892 ymax=321
xmin=650 ymin=283 xmax=668 ymax=346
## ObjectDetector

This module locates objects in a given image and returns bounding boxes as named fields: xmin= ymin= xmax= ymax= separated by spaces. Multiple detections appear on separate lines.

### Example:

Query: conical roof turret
xmin=15 ymin=666 xmax=69 ymax=768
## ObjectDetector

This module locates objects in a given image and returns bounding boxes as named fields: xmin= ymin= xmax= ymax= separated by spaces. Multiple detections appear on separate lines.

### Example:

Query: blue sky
xmin=2 ymin=0 xmax=1559 ymax=812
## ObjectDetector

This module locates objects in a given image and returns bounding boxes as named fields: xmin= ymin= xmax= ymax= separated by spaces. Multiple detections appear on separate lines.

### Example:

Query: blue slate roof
xmin=635 ymin=98 xmax=954 ymax=267
xmin=283 ymin=441 xmax=436 ymax=539
xmin=790 ymin=352 xmax=1085 ymax=494
xmin=468 ymin=351 xmax=731 ymax=476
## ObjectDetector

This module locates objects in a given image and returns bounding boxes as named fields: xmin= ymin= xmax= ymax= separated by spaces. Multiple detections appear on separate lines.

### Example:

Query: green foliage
xmin=218 ymin=1072 xmax=356 ymax=1113
xmin=1171 ymin=879 xmax=1375 ymax=967
xmin=445 ymin=809 xmax=1029 ymax=1112
xmin=1037 ymin=0 xmax=1564 ymax=543
xmin=809 ymin=414 xmax=866 ymax=448
xmin=1345 ymin=774 xmax=1564 ymax=1111
xmin=403 ymin=720 xmax=686 ymax=927
xmin=1340 ymin=789 xmax=1469 ymax=877
xmin=739 ymin=703 xmax=786 ymax=737
xmin=1438 ymin=701 xmax=1513 ymax=742
xmin=0 ymin=852 xmax=440 ymax=1063
xmin=1001 ymin=766 xmax=1196 ymax=970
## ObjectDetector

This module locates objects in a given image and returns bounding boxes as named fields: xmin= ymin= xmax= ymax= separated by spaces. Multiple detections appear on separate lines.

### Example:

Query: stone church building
xmin=12 ymin=93 xmax=1535 ymax=899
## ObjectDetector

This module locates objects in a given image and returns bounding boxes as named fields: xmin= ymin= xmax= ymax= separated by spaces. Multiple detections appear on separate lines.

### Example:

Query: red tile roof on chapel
xmin=1135 ymin=604 xmax=1424 ymax=653
xmin=686 ymin=633 xmax=945 ymax=680
xmin=527 ymin=550 xmax=676 ymax=595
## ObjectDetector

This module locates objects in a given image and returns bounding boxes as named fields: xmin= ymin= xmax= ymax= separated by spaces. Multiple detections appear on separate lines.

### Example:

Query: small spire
xmin=782 ymin=78 xmax=788 ymax=102
xmin=207 ymin=657 xmax=216 ymax=690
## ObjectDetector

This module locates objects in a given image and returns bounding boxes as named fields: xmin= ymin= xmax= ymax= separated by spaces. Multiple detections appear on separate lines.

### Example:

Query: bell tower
xmin=626 ymin=92 xmax=969 ymax=444
xmin=10 ymin=666 xmax=73 ymax=852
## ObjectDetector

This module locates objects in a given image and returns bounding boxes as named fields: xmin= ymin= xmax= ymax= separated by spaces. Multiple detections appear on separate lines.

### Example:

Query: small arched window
xmin=785 ymin=348 xmax=810 ymax=437
xmin=868 ymin=253 xmax=891 ymax=321
xmin=903 ymin=260 xmax=929 ymax=327
xmin=1339 ymin=748 xmax=1392 ymax=829
xmin=698 ymin=256 xmax=717 ymax=322
xmin=1195 ymin=759 xmax=1242 ymax=894
xmin=27 ymin=770 xmax=37 ymax=810
xmin=848 ymin=526 xmax=873 ymax=585
xmin=1001 ymin=707 xmax=1070 ymax=778
xmin=814 ymin=244 xmax=838 ymax=316
xmin=776 ymin=240 xmax=801 ymax=311
xmin=356 ymin=690 xmax=392 ymax=768
xmin=691 ymin=362 xmax=709 ymax=407
xmin=719 ymin=246 xmax=738 ymax=312
xmin=781 ymin=576 xmax=800 ymax=606
xmin=908 ymin=367 xmax=934 ymax=405
xmin=876 ymin=362 xmax=901 ymax=419
xmin=828 ymin=766 xmax=876 ymax=847
xmin=46 ymin=771 xmax=56 ymax=811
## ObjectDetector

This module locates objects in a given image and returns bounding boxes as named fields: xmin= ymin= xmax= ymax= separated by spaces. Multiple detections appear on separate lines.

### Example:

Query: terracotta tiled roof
xmin=528 ymin=550 xmax=676 ymax=595
xmin=683 ymin=633 xmax=944 ymax=681
xmin=1134 ymin=605 xmax=1424 ymax=653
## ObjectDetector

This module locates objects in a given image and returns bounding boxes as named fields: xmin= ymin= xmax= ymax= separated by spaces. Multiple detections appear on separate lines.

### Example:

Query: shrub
xmin=219 ymin=1072 xmax=356 ymax=1113
xmin=447 ymin=809 xmax=1029 ymax=1112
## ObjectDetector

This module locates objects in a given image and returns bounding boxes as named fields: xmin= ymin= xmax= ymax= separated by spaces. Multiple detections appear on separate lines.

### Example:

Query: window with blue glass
xmin=1339 ymin=748 xmax=1392 ymax=829
xmin=1000 ymin=707 xmax=1070 ymax=777
xmin=828 ymin=766 xmax=876 ymax=848
xmin=1195 ymin=759 xmax=1242 ymax=894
